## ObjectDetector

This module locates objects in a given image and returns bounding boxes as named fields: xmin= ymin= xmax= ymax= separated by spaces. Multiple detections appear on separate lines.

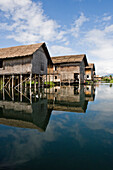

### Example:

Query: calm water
xmin=0 ymin=84 xmax=113 ymax=170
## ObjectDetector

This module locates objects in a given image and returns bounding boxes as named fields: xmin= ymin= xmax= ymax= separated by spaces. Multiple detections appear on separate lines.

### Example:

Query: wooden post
xmin=12 ymin=75 xmax=14 ymax=89
xmin=30 ymin=87 xmax=32 ymax=104
xmin=2 ymin=75 xmax=5 ymax=102
xmin=8 ymin=76 xmax=11 ymax=91
xmin=34 ymin=74 xmax=36 ymax=93
xmin=38 ymin=75 xmax=40 ymax=88
xmin=20 ymin=74 xmax=22 ymax=102
xmin=20 ymin=74 xmax=22 ymax=90
xmin=30 ymin=73 xmax=32 ymax=103
xmin=30 ymin=73 xmax=32 ymax=89
xmin=12 ymin=87 xmax=14 ymax=101
xmin=12 ymin=75 xmax=14 ymax=101
xmin=18 ymin=76 xmax=19 ymax=91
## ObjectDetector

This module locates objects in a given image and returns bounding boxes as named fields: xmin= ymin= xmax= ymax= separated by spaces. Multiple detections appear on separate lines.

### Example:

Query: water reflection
xmin=1 ymin=84 xmax=113 ymax=170
xmin=47 ymin=85 xmax=95 ymax=113
xmin=0 ymin=85 xmax=95 ymax=131
xmin=0 ymin=88 xmax=52 ymax=132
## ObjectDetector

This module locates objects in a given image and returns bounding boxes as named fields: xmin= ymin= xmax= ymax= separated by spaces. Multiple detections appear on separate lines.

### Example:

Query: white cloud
xmin=71 ymin=13 xmax=89 ymax=38
xmin=50 ymin=45 xmax=74 ymax=56
xmin=84 ymin=25 xmax=113 ymax=75
xmin=103 ymin=15 xmax=112 ymax=21
xmin=0 ymin=0 xmax=66 ymax=44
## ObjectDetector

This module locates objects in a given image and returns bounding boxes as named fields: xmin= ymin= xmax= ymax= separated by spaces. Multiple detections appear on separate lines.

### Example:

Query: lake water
xmin=0 ymin=84 xmax=113 ymax=170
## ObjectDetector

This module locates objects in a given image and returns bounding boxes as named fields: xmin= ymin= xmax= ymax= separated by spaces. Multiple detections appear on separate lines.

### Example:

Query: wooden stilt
xmin=12 ymin=75 xmax=14 ymax=89
xmin=3 ymin=75 xmax=5 ymax=100
xmin=20 ymin=74 xmax=22 ymax=102
xmin=20 ymin=74 xmax=22 ymax=90
xmin=8 ymin=76 xmax=11 ymax=91
xmin=12 ymin=75 xmax=14 ymax=101
xmin=18 ymin=76 xmax=19 ymax=91
xmin=30 ymin=73 xmax=32 ymax=103
xmin=34 ymin=74 xmax=36 ymax=93
xmin=38 ymin=75 xmax=40 ymax=88
xmin=30 ymin=87 xmax=32 ymax=104
xmin=12 ymin=87 xmax=14 ymax=101
xmin=30 ymin=73 xmax=32 ymax=89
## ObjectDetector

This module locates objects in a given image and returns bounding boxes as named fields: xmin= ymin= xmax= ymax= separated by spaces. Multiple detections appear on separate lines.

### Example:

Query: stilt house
xmin=0 ymin=42 xmax=52 ymax=87
xmin=85 ymin=63 xmax=95 ymax=81
xmin=48 ymin=54 xmax=88 ymax=84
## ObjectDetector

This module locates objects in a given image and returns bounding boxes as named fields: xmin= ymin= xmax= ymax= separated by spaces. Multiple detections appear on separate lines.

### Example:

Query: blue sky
xmin=0 ymin=0 xmax=113 ymax=75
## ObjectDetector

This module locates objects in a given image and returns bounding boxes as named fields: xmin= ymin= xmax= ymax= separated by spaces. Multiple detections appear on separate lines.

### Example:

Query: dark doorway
xmin=74 ymin=73 xmax=79 ymax=82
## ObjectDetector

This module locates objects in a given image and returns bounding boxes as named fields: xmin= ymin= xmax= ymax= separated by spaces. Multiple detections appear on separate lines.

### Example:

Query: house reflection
xmin=0 ymin=89 xmax=52 ymax=132
xmin=46 ymin=85 xmax=95 ymax=113
xmin=0 ymin=85 xmax=95 ymax=131
xmin=84 ymin=85 xmax=95 ymax=101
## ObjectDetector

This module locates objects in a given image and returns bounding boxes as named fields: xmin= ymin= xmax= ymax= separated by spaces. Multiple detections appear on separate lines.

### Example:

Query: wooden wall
xmin=0 ymin=46 xmax=48 ymax=75
xmin=32 ymin=46 xmax=47 ymax=75
xmin=0 ymin=56 xmax=32 ymax=75
xmin=85 ymin=68 xmax=93 ymax=80
xmin=47 ymin=61 xmax=86 ymax=84
xmin=60 ymin=64 xmax=80 ymax=81
xmin=79 ymin=60 xmax=85 ymax=84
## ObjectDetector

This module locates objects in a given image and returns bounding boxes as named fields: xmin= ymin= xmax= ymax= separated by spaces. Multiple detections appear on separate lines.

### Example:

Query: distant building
xmin=85 ymin=63 xmax=95 ymax=81
xmin=47 ymin=54 xmax=88 ymax=85
xmin=94 ymin=75 xmax=102 ymax=81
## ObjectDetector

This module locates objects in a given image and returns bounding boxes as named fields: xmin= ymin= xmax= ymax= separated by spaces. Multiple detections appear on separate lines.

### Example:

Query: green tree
xmin=110 ymin=75 xmax=112 ymax=80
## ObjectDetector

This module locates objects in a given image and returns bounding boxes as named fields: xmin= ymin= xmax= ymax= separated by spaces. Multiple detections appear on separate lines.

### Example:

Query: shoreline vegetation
xmin=101 ymin=76 xmax=113 ymax=84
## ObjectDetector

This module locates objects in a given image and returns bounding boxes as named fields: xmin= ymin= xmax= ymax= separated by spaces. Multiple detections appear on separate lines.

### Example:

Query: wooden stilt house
xmin=85 ymin=63 xmax=95 ymax=81
xmin=48 ymin=54 xmax=88 ymax=85
xmin=0 ymin=42 xmax=52 ymax=88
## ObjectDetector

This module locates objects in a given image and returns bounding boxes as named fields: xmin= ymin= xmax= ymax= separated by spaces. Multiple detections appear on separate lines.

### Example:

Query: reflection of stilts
xmin=14 ymin=75 xmax=31 ymax=102
xmin=0 ymin=73 xmax=46 ymax=103
xmin=12 ymin=75 xmax=14 ymax=101
xmin=4 ymin=88 xmax=12 ymax=100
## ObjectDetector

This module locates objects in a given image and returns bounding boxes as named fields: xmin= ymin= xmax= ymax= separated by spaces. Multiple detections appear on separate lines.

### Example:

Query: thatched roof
xmin=0 ymin=43 xmax=43 ymax=59
xmin=0 ymin=43 xmax=52 ymax=64
xmin=51 ymin=54 xmax=88 ymax=66
xmin=86 ymin=63 xmax=95 ymax=71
